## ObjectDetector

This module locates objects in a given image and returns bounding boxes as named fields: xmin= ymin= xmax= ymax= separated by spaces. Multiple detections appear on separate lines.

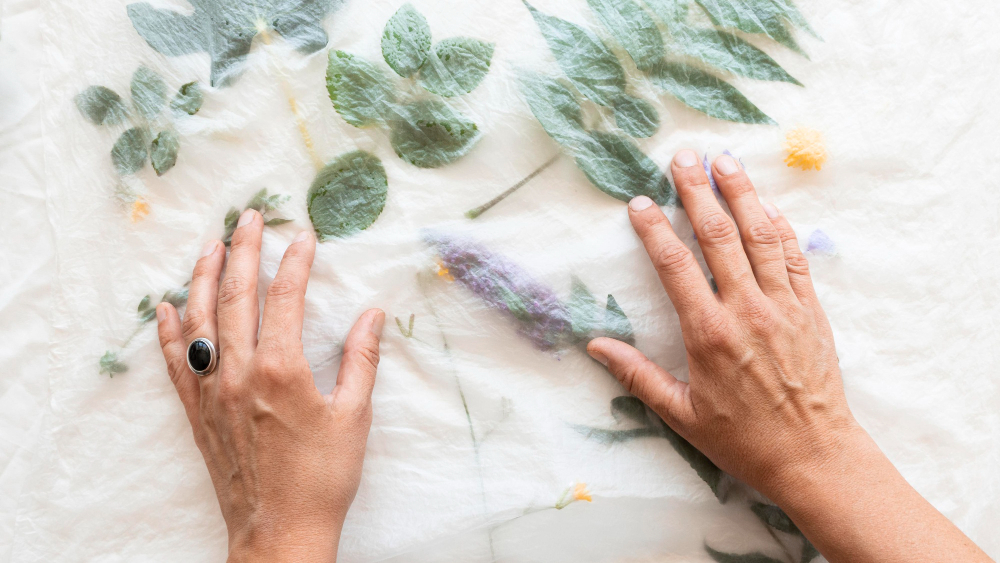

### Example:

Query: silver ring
xmin=186 ymin=337 xmax=217 ymax=377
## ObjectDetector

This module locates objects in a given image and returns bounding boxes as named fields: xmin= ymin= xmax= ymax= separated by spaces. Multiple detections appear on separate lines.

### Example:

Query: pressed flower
xmin=130 ymin=198 xmax=151 ymax=222
xmin=555 ymin=482 xmax=593 ymax=509
xmin=806 ymin=229 xmax=837 ymax=256
xmin=436 ymin=259 xmax=455 ymax=282
xmin=573 ymin=483 xmax=592 ymax=502
xmin=783 ymin=127 xmax=827 ymax=171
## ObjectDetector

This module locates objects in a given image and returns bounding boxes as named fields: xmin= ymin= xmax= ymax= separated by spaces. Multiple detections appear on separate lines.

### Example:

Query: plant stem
xmin=465 ymin=154 xmax=560 ymax=219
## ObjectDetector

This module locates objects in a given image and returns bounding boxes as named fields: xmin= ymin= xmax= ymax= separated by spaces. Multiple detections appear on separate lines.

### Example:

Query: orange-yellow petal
xmin=573 ymin=483 xmax=592 ymax=503
xmin=130 ymin=198 xmax=151 ymax=223
xmin=783 ymin=127 xmax=827 ymax=171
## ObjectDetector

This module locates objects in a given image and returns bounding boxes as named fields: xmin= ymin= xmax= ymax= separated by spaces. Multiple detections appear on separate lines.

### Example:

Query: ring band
xmin=186 ymin=338 xmax=217 ymax=377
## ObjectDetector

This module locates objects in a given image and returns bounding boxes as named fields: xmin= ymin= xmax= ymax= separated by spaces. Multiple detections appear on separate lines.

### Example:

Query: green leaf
xmin=573 ymin=131 xmax=675 ymax=204
xmin=612 ymin=95 xmax=660 ymax=138
xmin=161 ymin=288 xmax=189 ymax=309
xmin=264 ymin=217 xmax=293 ymax=227
xmin=705 ymin=545 xmax=788 ymax=563
xmin=171 ymin=82 xmax=204 ymax=115
xmin=127 ymin=0 xmax=340 ymax=87
xmin=642 ymin=0 xmax=689 ymax=24
xmin=604 ymin=294 xmax=635 ymax=345
xmin=655 ymin=417 xmax=725 ymax=497
xmin=111 ymin=128 xmax=149 ymax=176
xmin=381 ymin=3 xmax=432 ymax=77
xmin=750 ymin=502 xmax=801 ymax=535
xmin=800 ymin=539 xmax=820 ymax=563
xmin=574 ymin=425 xmax=662 ymax=444
xmin=648 ymin=61 xmax=775 ymax=125
xmin=137 ymin=295 xmax=152 ymax=313
xmin=568 ymin=276 xmax=599 ymax=341
xmin=524 ymin=1 xmax=627 ymax=106
xmin=139 ymin=308 xmax=157 ymax=323
xmin=611 ymin=396 xmax=648 ymax=424
xmin=770 ymin=0 xmax=820 ymax=39
xmin=246 ymin=188 xmax=270 ymax=213
xmin=418 ymin=37 xmax=495 ymax=97
xmin=223 ymin=207 xmax=240 ymax=246
xmin=518 ymin=70 xmax=586 ymax=146
xmin=75 ymin=86 xmax=128 ymax=126
xmin=308 ymin=150 xmax=388 ymax=240
xmin=99 ymin=351 xmax=129 ymax=376
xmin=150 ymin=130 xmax=180 ymax=176
xmin=586 ymin=0 xmax=663 ymax=71
xmin=693 ymin=0 xmax=806 ymax=56
xmin=670 ymin=26 xmax=801 ymax=85
xmin=131 ymin=66 xmax=168 ymax=120
xmin=326 ymin=50 xmax=397 ymax=128
xmin=388 ymin=100 xmax=481 ymax=168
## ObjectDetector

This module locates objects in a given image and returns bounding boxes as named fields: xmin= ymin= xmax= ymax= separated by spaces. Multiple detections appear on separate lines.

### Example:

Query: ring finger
xmin=181 ymin=239 xmax=225 ymax=385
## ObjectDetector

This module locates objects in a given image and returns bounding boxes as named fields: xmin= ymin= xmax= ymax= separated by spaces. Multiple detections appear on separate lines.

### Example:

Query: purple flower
xmin=806 ymin=229 xmax=837 ymax=255
xmin=703 ymin=151 xmax=743 ymax=196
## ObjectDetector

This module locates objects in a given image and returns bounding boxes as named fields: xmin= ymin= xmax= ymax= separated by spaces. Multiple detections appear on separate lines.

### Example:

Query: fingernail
xmin=715 ymin=154 xmax=740 ymax=176
xmin=237 ymin=208 xmax=256 ymax=228
xmin=292 ymin=230 xmax=310 ymax=244
xmin=156 ymin=303 xmax=167 ymax=323
xmin=201 ymin=240 xmax=218 ymax=258
xmin=674 ymin=149 xmax=699 ymax=168
xmin=588 ymin=349 xmax=609 ymax=366
xmin=370 ymin=310 xmax=385 ymax=337
xmin=629 ymin=195 xmax=654 ymax=212
xmin=762 ymin=203 xmax=780 ymax=219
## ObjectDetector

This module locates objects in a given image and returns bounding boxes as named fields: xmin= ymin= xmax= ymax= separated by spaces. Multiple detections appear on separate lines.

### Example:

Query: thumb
xmin=328 ymin=309 xmax=385 ymax=409
xmin=587 ymin=337 xmax=695 ymax=432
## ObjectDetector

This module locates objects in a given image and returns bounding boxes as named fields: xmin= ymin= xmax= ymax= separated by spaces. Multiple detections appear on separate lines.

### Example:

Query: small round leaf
xmin=381 ymin=3 xmax=431 ymax=77
xmin=150 ymin=130 xmax=180 ymax=176
xmin=75 ymin=86 xmax=128 ymax=126
xmin=308 ymin=151 xmax=388 ymax=240
xmin=112 ymin=128 xmax=149 ymax=176
xmin=418 ymin=37 xmax=495 ymax=97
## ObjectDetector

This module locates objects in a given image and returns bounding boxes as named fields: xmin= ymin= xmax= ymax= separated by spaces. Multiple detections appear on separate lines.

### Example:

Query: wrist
xmin=227 ymin=517 xmax=344 ymax=563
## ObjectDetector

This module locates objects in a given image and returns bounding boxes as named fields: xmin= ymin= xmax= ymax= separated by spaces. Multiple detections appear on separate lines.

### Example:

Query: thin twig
xmin=465 ymin=153 xmax=560 ymax=219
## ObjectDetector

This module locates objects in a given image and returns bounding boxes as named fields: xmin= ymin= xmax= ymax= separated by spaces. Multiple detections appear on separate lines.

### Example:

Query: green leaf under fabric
xmin=568 ymin=276 xmax=599 ymax=341
xmin=648 ymin=61 xmax=776 ymax=125
xmin=99 ymin=351 xmax=129 ymax=377
xmin=641 ymin=0 xmax=689 ymax=24
xmin=670 ymin=26 xmax=801 ymax=85
xmin=150 ymin=130 xmax=180 ymax=176
xmin=381 ymin=3 xmax=432 ymax=77
xmin=750 ymin=502 xmax=801 ymax=535
xmin=170 ymin=82 xmax=204 ymax=115
xmin=161 ymin=288 xmax=189 ymax=309
xmin=127 ymin=0 xmax=341 ymax=87
xmin=573 ymin=131 xmax=675 ymax=205
xmin=131 ymin=66 xmax=168 ymax=120
xmin=612 ymin=95 xmax=660 ymax=138
xmin=655 ymin=417 xmax=725 ymax=497
xmin=137 ymin=295 xmax=152 ymax=313
xmin=586 ymin=0 xmax=663 ymax=71
xmin=326 ymin=50 xmax=397 ymax=128
xmin=518 ymin=71 xmax=586 ymax=146
xmin=524 ymin=1 xmax=626 ymax=106
xmin=611 ymin=395 xmax=648 ymax=424
xmin=693 ymin=0 xmax=807 ymax=57
xmin=603 ymin=294 xmax=635 ymax=345
xmin=111 ymin=127 xmax=149 ymax=175
xmin=388 ymin=100 xmax=481 ymax=168
xmin=574 ymin=425 xmax=663 ymax=444
xmin=770 ymin=0 xmax=820 ymax=39
xmin=75 ymin=86 xmax=128 ymax=126
xmin=800 ymin=539 xmax=820 ymax=563
xmin=418 ymin=37 xmax=495 ymax=97
xmin=307 ymin=151 xmax=388 ymax=240
xmin=705 ymin=545 xmax=788 ymax=563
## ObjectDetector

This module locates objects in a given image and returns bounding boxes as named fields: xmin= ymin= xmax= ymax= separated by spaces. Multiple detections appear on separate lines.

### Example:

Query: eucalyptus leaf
xmin=642 ymin=0 xmax=689 ymax=24
xmin=308 ymin=151 xmax=388 ymax=240
xmin=518 ymin=71 xmax=586 ymax=146
xmin=131 ymin=66 xmax=168 ymax=120
xmin=139 ymin=308 xmax=157 ymax=323
xmin=611 ymin=396 xmax=648 ymax=425
xmin=381 ymin=3 xmax=432 ymax=77
xmin=418 ymin=37 xmax=495 ymax=97
xmin=326 ymin=50 xmax=397 ymax=128
xmin=604 ymin=294 xmax=635 ymax=345
xmin=150 ymin=130 xmax=180 ymax=176
xmin=750 ymin=502 xmax=800 ymax=535
xmin=161 ymin=288 xmax=189 ymax=309
xmin=171 ymin=82 xmax=204 ymax=115
xmin=670 ymin=26 xmax=801 ymax=85
xmin=75 ymin=86 xmax=128 ymax=126
xmin=388 ymin=100 xmax=481 ymax=168
xmin=612 ymin=95 xmax=660 ymax=138
xmin=648 ymin=61 xmax=776 ymax=125
xmin=137 ymin=295 xmax=152 ymax=313
xmin=586 ymin=0 xmax=663 ymax=71
xmin=573 ymin=131 xmax=675 ymax=204
xmin=99 ymin=351 xmax=129 ymax=377
xmin=693 ymin=0 xmax=806 ymax=56
xmin=111 ymin=128 xmax=149 ymax=176
xmin=223 ymin=207 xmax=240 ymax=244
xmin=705 ymin=546 xmax=787 ymax=563
xmin=524 ymin=1 xmax=626 ymax=106
xmin=568 ymin=276 xmax=599 ymax=341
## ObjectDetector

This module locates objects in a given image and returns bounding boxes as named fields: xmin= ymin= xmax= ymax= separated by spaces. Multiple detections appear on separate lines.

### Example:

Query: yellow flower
xmin=783 ymin=127 xmax=827 ymax=171
xmin=435 ymin=259 xmax=455 ymax=282
xmin=573 ymin=483 xmax=592 ymax=503
xmin=555 ymin=482 xmax=593 ymax=509
xmin=130 ymin=198 xmax=151 ymax=223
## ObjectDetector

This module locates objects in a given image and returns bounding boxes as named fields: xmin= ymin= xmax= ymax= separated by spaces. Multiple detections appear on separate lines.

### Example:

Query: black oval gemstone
xmin=188 ymin=340 xmax=213 ymax=372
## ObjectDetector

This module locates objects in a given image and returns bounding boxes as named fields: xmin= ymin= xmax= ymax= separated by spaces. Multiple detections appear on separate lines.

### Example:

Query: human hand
xmin=155 ymin=209 xmax=384 ymax=563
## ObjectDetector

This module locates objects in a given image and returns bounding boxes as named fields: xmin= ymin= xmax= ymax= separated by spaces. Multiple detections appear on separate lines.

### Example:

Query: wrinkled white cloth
xmin=2 ymin=0 xmax=999 ymax=561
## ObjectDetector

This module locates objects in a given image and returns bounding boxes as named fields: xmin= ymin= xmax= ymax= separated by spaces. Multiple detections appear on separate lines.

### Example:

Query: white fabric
xmin=2 ymin=0 xmax=998 ymax=561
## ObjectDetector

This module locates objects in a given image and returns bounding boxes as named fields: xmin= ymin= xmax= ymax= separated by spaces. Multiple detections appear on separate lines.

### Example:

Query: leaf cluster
xmin=223 ymin=188 xmax=292 ymax=246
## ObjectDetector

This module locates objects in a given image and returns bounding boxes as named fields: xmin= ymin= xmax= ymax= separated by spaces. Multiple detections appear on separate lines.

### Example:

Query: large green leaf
xmin=750 ymin=502 xmax=801 ymax=535
xmin=693 ymin=0 xmax=806 ymax=56
xmin=418 ymin=37 xmax=495 ymax=97
xmin=388 ymin=100 xmax=481 ymax=168
xmin=523 ymin=1 xmax=626 ymax=106
xmin=573 ymin=131 xmax=675 ymax=204
xmin=612 ymin=95 xmax=660 ymax=138
xmin=642 ymin=0 xmax=689 ymax=24
xmin=111 ymin=128 xmax=149 ymax=175
xmin=671 ymin=26 xmax=801 ymax=85
xmin=75 ymin=86 xmax=128 ymax=126
xmin=568 ymin=276 xmax=599 ymax=341
xmin=150 ymin=130 xmax=179 ymax=176
xmin=769 ymin=0 xmax=820 ymax=39
xmin=307 ymin=151 xmax=388 ymax=240
xmin=705 ymin=546 xmax=787 ymax=563
xmin=611 ymin=396 xmax=648 ymax=424
xmin=170 ymin=82 xmax=204 ymax=115
xmin=326 ymin=50 xmax=397 ymax=128
xmin=518 ymin=71 xmax=586 ymax=145
xmin=381 ymin=3 xmax=432 ymax=77
xmin=604 ymin=294 xmax=635 ymax=345
xmin=649 ymin=61 xmax=775 ymax=124
xmin=655 ymin=417 xmax=725 ymax=497
xmin=586 ymin=0 xmax=663 ymax=71
xmin=127 ymin=0 xmax=340 ymax=86
xmin=131 ymin=66 xmax=168 ymax=120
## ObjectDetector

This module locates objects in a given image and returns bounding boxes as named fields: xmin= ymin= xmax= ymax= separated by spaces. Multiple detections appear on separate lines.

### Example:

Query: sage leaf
xmin=612 ymin=95 xmax=660 ymax=138
xmin=418 ymin=37 xmax=495 ymax=97
xmin=586 ymin=0 xmax=663 ymax=71
xmin=649 ymin=61 xmax=776 ymax=125
xmin=604 ymin=294 xmax=635 ymax=345
xmin=518 ymin=71 xmax=586 ymax=146
xmin=611 ymin=396 xmax=648 ymax=425
xmin=642 ymin=0 xmax=689 ymax=24
xmin=100 ymin=351 xmax=129 ymax=377
xmin=573 ymin=132 xmax=675 ymax=204
xmin=131 ymin=66 xmax=168 ymax=120
xmin=111 ymin=128 xmax=149 ymax=176
xmin=75 ymin=86 xmax=128 ymax=126
xmin=568 ymin=276 xmax=599 ymax=341
xmin=308 ymin=151 xmax=388 ymax=240
xmin=150 ymin=130 xmax=180 ymax=176
xmin=524 ymin=1 xmax=626 ymax=106
xmin=750 ymin=502 xmax=800 ymax=535
xmin=693 ymin=0 xmax=806 ymax=56
xmin=670 ymin=26 xmax=801 ymax=85
xmin=127 ymin=0 xmax=340 ymax=87
xmin=381 ymin=3 xmax=432 ymax=77
xmin=388 ymin=100 xmax=481 ymax=168
xmin=326 ymin=50 xmax=397 ymax=128
xmin=705 ymin=546 xmax=788 ymax=563
xmin=171 ymin=82 xmax=204 ymax=115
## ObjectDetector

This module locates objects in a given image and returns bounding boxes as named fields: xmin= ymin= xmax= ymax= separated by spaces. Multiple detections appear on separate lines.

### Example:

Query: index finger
xmin=259 ymin=230 xmax=316 ymax=354
xmin=217 ymin=209 xmax=263 ymax=357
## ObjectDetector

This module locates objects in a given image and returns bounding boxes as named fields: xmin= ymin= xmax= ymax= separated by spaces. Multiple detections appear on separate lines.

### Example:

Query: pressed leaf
xmin=388 ymin=100 xmax=481 ymax=168
xmin=264 ymin=217 xmax=293 ymax=227
xmin=223 ymin=207 xmax=240 ymax=244
xmin=518 ymin=71 xmax=586 ymax=146
xmin=568 ymin=276 xmax=599 ymax=340
xmin=656 ymin=418 xmax=725 ymax=497
xmin=770 ymin=0 xmax=820 ymax=39
xmin=308 ymin=151 xmax=388 ymax=240
xmin=573 ymin=131 xmax=675 ymax=204
xmin=693 ymin=0 xmax=806 ymax=56
xmin=112 ymin=128 xmax=149 ymax=176
xmin=705 ymin=545 xmax=788 ymax=563
xmin=611 ymin=396 xmax=648 ymax=424
xmin=161 ymin=288 xmax=189 ymax=309
xmin=150 ymin=130 xmax=180 ymax=176
xmin=381 ymin=3 xmax=432 ymax=77
xmin=612 ymin=95 xmax=660 ymax=138
xmin=750 ymin=502 xmax=801 ymax=535
xmin=648 ymin=61 xmax=776 ymax=125
xmin=642 ymin=0 xmax=689 ymax=24
xmin=670 ymin=26 xmax=801 ymax=85
xmin=171 ymin=82 xmax=204 ymax=115
xmin=574 ymin=425 xmax=662 ymax=444
xmin=326 ymin=50 xmax=397 ymax=128
xmin=418 ymin=37 xmax=495 ymax=97
xmin=75 ymin=86 xmax=128 ymax=126
xmin=604 ymin=294 xmax=635 ymax=345
xmin=800 ymin=539 xmax=820 ymax=563
xmin=137 ymin=295 xmax=152 ymax=313
xmin=524 ymin=1 xmax=626 ymax=106
xmin=99 ymin=351 xmax=129 ymax=376
xmin=586 ymin=0 xmax=663 ymax=71
xmin=131 ymin=66 xmax=168 ymax=120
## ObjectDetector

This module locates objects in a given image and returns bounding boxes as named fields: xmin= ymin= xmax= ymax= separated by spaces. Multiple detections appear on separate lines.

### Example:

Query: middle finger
xmin=218 ymin=209 xmax=264 ymax=358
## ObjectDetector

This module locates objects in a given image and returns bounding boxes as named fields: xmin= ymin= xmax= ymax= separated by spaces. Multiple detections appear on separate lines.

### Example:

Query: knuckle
xmin=743 ymin=220 xmax=780 ymax=248
xmin=191 ymin=255 xmax=216 ymax=280
xmin=785 ymin=254 xmax=811 ymax=277
xmin=215 ymin=378 xmax=243 ymax=409
xmin=347 ymin=339 xmax=381 ymax=371
xmin=649 ymin=240 xmax=694 ymax=273
xmin=181 ymin=308 xmax=208 ymax=340
xmin=777 ymin=224 xmax=798 ymax=245
xmin=694 ymin=310 xmax=735 ymax=350
xmin=218 ymin=275 xmax=254 ymax=307
xmin=266 ymin=277 xmax=300 ymax=302
xmin=697 ymin=213 xmax=738 ymax=245
xmin=615 ymin=362 xmax=645 ymax=397
xmin=739 ymin=298 xmax=776 ymax=332
xmin=725 ymin=177 xmax=756 ymax=197
xmin=165 ymin=354 xmax=189 ymax=384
